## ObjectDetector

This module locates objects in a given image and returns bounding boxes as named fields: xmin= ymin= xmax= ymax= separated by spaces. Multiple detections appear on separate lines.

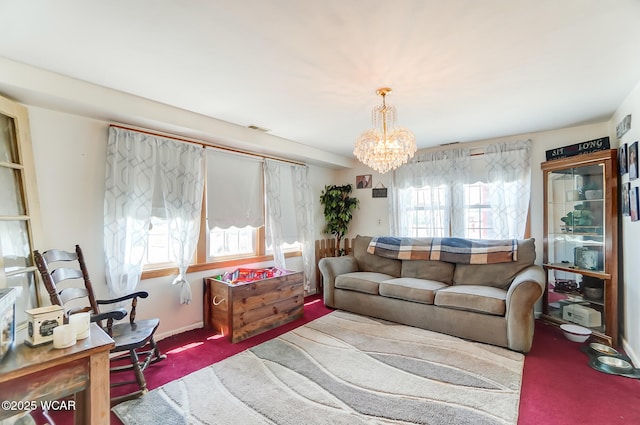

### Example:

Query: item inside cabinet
xmin=574 ymin=246 xmax=603 ymax=271
xmin=554 ymin=279 xmax=578 ymax=293
xmin=582 ymin=276 xmax=604 ymax=301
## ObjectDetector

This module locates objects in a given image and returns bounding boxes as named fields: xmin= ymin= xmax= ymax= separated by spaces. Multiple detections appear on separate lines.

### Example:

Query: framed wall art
xmin=356 ymin=174 xmax=372 ymax=189
xmin=629 ymin=141 xmax=638 ymax=180
xmin=630 ymin=186 xmax=639 ymax=222
xmin=622 ymin=182 xmax=631 ymax=216
xmin=619 ymin=143 xmax=628 ymax=175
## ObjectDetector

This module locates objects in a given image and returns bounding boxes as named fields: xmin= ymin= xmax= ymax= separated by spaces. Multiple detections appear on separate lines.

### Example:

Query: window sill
xmin=141 ymin=251 xmax=302 ymax=280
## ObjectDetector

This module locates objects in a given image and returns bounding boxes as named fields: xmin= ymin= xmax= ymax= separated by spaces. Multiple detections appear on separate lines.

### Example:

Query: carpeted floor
xmin=113 ymin=311 xmax=524 ymax=425
xmin=31 ymin=296 xmax=640 ymax=424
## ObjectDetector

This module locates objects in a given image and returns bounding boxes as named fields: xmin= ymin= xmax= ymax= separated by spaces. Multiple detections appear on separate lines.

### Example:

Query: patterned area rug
xmin=113 ymin=311 xmax=523 ymax=425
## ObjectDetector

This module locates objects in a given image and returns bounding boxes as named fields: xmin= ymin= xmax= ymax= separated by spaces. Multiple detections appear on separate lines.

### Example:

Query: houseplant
xmin=319 ymin=184 xmax=359 ymax=254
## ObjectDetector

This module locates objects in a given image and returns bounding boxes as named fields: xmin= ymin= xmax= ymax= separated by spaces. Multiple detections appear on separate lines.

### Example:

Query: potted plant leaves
xmin=319 ymin=184 xmax=359 ymax=255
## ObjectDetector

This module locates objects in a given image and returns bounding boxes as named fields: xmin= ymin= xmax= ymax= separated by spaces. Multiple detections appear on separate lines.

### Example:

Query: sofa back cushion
xmin=353 ymin=235 xmax=401 ymax=277
xmin=401 ymin=260 xmax=455 ymax=285
xmin=452 ymin=238 xmax=536 ymax=289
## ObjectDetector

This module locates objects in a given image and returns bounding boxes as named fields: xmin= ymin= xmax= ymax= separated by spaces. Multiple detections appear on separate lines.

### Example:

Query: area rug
xmin=113 ymin=311 xmax=523 ymax=425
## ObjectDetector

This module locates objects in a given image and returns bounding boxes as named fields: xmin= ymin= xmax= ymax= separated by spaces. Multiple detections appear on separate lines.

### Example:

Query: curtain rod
xmin=109 ymin=123 xmax=306 ymax=167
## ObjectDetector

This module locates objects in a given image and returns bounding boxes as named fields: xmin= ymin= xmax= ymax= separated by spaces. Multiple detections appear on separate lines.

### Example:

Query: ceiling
xmin=1 ymin=0 xmax=640 ymax=162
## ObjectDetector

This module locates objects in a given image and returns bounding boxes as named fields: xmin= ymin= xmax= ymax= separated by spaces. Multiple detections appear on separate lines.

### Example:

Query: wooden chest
xmin=203 ymin=271 xmax=304 ymax=343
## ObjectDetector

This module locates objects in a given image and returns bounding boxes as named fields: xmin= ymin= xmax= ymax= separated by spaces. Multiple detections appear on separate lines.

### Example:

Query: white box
xmin=562 ymin=304 xmax=602 ymax=327
xmin=25 ymin=305 xmax=64 ymax=346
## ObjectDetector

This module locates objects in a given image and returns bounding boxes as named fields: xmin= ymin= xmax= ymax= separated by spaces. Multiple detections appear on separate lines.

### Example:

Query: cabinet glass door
xmin=547 ymin=163 xmax=605 ymax=272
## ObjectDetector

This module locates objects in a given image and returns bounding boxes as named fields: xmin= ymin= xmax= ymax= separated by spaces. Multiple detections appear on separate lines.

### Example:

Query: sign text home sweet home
xmin=545 ymin=137 xmax=610 ymax=161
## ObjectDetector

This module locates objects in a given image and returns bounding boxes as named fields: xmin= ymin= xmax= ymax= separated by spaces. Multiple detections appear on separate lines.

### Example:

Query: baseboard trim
xmin=156 ymin=321 xmax=204 ymax=342
xmin=622 ymin=336 xmax=639 ymax=368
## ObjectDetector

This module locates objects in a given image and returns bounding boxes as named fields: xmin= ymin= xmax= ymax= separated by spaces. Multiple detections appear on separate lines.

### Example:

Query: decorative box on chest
xmin=25 ymin=305 xmax=64 ymax=346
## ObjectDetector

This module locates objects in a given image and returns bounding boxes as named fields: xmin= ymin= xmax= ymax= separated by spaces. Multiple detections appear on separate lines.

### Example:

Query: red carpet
xmin=35 ymin=295 xmax=640 ymax=424
xmin=519 ymin=320 xmax=640 ymax=424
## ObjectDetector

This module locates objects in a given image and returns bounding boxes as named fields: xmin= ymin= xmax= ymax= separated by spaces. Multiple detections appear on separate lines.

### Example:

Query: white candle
xmin=69 ymin=312 xmax=90 ymax=340
xmin=53 ymin=324 xmax=76 ymax=349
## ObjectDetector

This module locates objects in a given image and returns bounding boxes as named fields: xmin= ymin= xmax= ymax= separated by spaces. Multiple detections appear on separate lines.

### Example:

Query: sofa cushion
xmin=434 ymin=285 xmax=507 ymax=316
xmin=353 ymin=235 xmax=402 ymax=277
xmin=335 ymin=272 xmax=394 ymax=295
xmin=379 ymin=278 xmax=449 ymax=305
xmin=452 ymin=238 xmax=536 ymax=289
xmin=401 ymin=260 xmax=455 ymax=285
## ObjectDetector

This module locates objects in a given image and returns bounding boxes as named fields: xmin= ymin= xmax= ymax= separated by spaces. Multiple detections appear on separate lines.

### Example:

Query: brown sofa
xmin=318 ymin=236 xmax=545 ymax=352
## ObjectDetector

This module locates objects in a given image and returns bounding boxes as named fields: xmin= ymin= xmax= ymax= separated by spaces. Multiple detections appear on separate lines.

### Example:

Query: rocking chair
xmin=33 ymin=245 xmax=166 ymax=406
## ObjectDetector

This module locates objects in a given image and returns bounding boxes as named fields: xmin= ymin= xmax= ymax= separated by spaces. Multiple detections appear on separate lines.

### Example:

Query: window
xmin=140 ymin=142 xmax=305 ymax=277
xmin=144 ymin=215 xmax=173 ymax=266
xmin=463 ymin=182 xmax=493 ymax=239
xmin=209 ymin=226 xmax=257 ymax=259
xmin=402 ymin=183 xmax=494 ymax=238
xmin=0 ymin=95 xmax=42 ymax=324
xmin=393 ymin=141 xmax=531 ymax=239
xmin=404 ymin=185 xmax=447 ymax=237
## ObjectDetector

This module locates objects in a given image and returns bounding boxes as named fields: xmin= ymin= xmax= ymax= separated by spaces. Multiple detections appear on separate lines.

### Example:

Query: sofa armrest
xmin=505 ymin=265 xmax=545 ymax=352
xmin=318 ymin=256 xmax=359 ymax=308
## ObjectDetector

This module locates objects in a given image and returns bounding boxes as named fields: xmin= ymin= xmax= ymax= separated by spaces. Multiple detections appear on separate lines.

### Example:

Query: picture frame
xmin=619 ymin=143 xmax=628 ymax=175
xmin=356 ymin=174 xmax=372 ymax=189
xmin=622 ymin=182 xmax=631 ymax=216
xmin=631 ymin=186 xmax=639 ymax=222
xmin=629 ymin=141 xmax=638 ymax=181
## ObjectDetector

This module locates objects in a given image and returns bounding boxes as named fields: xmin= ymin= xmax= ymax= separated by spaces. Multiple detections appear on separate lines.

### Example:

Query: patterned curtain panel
xmin=484 ymin=139 xmax=532 ymax=239
xmin=292 ymin=165 xmax=316 ymax=291
xmin=264 ymin=159 xmax=286 ymax=270
xmin=104 ymin=127 xmax=205 ymax=303
xmin=104 ymin=127 xmax=156 ymax=298
xmin=264 ymin=159 xmax=315 ymax=291
xmin=390 ymin=148 xmax=470 ymax=237
xmin=157 ymin=139 xmax=205 ymax=304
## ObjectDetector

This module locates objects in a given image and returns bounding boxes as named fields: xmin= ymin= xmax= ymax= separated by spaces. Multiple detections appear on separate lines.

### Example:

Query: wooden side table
xmin=0 ymin=323 xmax=115 ymax=425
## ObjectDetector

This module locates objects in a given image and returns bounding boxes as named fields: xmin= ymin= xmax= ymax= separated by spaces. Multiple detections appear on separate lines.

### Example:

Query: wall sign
xmin=616 ymin=114 xmax=632 ymax=139
xmin=372 ymin=182 xmax=387 ymax=198
xmin=545 ymin=137 xmax=610 ymax=161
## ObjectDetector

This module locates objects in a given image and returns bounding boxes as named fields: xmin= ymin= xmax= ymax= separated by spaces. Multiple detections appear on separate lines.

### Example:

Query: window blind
xmin=206 ymin=149 xmax=264 ymax=229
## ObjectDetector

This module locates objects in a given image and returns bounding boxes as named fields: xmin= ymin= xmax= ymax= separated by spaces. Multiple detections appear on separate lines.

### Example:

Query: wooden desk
xmin=0 ymin=323 xmax=115 ymax=425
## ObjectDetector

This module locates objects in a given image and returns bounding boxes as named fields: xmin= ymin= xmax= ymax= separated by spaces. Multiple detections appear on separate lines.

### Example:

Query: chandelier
xmin=353 ymin=87 xmax=417 ymax=174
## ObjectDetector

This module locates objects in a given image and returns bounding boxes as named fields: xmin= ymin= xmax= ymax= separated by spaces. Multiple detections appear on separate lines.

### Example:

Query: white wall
xmin=27 ymin=106 xmax=335 ymax=339
xmin=610 ymin=79 xmax=640 ymax=366
xmin=341 ymin=122 xmax=610 ymax=259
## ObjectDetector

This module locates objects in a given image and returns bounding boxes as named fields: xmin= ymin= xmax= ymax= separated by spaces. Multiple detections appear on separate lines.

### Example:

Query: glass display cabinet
xmin=541 ymin=149 xmax=619 ymax=346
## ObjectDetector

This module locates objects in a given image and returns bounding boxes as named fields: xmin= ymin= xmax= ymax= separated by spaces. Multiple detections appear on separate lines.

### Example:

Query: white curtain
xmin=390 ymin=148 xmax=470 ymax=237
xmin=104 ymin=127 xmax=205 ymax=303
xmin=157 ymin=139 xmax=205 ymax=304
xmin=264 ymin=160 xmax=286 ymax=270
xmin=104 ymin=127 xmax=156 ymax=298
xmin=264 ymin=159 xmax=315 ymax=291
xmin=292 ymin=165 xmax=316 ymax=291
xmin=485 ymin=139 xmax=532 ymax=239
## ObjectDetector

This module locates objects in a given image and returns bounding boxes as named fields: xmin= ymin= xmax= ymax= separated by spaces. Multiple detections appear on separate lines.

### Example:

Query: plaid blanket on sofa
xmin=367 ymin=236 xmax=518 ymax=264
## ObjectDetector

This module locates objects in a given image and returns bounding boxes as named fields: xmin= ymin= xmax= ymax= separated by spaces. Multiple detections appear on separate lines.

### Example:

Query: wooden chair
xmin=33 ymin=245 xmax=166 ymax=406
